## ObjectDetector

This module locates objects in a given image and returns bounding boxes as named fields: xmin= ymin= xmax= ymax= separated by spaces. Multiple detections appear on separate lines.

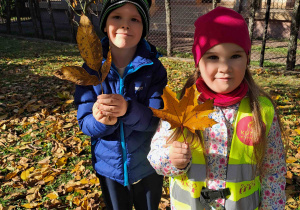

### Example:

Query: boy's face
xmin=104 ymin=3 xmax=143 ymax=51
xmin=198 ymin=43 xmax=247 ymax=94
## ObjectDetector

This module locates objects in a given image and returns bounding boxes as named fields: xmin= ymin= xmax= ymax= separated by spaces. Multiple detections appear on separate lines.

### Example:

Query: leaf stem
xmin=181 ymin=125 xmax=187 ymax=144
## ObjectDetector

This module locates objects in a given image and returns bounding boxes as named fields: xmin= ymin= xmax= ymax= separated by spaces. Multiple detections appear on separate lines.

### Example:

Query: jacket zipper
xmin=116 ymin=62 xmax=153 ymax=186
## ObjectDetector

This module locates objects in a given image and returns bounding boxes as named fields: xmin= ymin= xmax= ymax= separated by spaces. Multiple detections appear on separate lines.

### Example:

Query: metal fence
xmin=0 ymin=0 xmax=299 ymax=70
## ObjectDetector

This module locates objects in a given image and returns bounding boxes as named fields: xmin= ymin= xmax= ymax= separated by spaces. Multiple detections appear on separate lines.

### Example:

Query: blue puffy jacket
xmin=74 ymin=37 xmax=167 ymax=186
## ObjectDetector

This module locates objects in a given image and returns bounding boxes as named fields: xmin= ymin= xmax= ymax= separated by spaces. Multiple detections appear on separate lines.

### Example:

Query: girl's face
xmin=104 ymin=3 xmax=143 ymax=51
xmin=198 ymin=43 xmax=248 ymax=94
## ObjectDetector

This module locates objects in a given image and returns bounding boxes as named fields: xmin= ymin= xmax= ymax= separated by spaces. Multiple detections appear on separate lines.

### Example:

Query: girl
xmin=148 ymin=7 xmax=286 ymax=210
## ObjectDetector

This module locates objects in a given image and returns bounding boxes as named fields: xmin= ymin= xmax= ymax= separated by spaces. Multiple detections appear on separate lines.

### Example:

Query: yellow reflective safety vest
xmin=170 ymin=97 xmax=275 ymax=210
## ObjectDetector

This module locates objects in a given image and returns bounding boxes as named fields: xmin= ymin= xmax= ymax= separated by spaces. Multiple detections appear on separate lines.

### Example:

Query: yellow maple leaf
xmin=150 ymin=84 xmax=216 ymax=134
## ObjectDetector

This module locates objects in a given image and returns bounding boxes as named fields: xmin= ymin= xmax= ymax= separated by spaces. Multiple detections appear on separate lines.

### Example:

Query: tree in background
xmin=286 ymin=0 xmax=300 ymax=71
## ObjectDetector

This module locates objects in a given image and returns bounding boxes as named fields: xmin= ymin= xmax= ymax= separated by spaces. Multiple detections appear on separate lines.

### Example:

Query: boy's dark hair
xmin=99 ymin=0 xmax=151 ymax=38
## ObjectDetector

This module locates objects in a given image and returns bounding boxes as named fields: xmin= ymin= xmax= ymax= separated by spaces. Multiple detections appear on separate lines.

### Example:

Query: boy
xmin=74 ymin=0 xmax=167 ymax=209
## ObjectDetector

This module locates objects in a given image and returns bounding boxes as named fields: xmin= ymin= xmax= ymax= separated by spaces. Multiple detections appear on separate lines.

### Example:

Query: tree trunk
xmin=15 ymin=0 xmax=23 ymax=34
xmin=28 ymin=0 xmax=39 ymax=37
xmin=238 ymin=0 xmax=244 ymax=13
xmin=259 ymin=0 xmax=271 ymax=67
xmin=34 ymin=0 xmax=45 ymax=39
xmin=212 ymin=0 xmax=218 ymax=9
xmin=47 ymin=0 xmax=57 ymax=40
xmin=165 ymin=0 xmax=172 ymax=56
xmin=286 ymin=0 xmax=300 ymax=71
xmin=247 ymin=0 xmax=258 ymax=62
xmin=5 ymin=0 xmax=11 ymax=34
xmin=66 ymin=8 xmax=76 ymax=43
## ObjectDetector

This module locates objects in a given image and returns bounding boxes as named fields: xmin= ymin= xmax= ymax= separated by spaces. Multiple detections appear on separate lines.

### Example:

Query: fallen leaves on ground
xmin=1 ymin=37 xmax=300 ymax=209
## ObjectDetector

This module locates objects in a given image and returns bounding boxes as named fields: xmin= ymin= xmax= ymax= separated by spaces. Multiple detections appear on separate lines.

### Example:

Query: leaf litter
xmin=1 ymin=39 xmax=300 ymax=210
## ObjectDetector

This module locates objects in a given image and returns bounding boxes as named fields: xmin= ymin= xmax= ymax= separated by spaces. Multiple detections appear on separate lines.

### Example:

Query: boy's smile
xmin=104 ymin=3 xmax=143 ymax=52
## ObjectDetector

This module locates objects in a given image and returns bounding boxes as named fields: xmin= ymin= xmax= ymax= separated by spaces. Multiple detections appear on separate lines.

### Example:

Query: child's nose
xmin=219 ymin=61 xmax=231 ymax=72
xmin=121 ymin=20 xmax=130 ymax=30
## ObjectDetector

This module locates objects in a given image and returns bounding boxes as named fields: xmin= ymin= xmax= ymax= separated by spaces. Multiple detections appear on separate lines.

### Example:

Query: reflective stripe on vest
xmin=170 ymin=97 xmax=274 ymax=210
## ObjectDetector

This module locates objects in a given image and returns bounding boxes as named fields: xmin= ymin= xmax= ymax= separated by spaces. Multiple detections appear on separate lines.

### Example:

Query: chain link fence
xmin=0 ymin=0 xmax=299 ymax=70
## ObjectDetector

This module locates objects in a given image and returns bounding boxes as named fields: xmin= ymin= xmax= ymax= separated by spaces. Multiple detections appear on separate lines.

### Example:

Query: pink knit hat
xmin=192 ymin=7 xmax=251 ymax=67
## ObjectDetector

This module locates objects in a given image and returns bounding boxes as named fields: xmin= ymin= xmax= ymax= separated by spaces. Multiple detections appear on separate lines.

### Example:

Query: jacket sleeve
xmin=147 ymin=121 xmax=190 ymax=176
xmin=74 ymin=65 xmax=119 ymax=139
xmin=119 ymin=61 xmax=167 ymax=132
xmin=259 ymin=114 xmax=286 ymax=209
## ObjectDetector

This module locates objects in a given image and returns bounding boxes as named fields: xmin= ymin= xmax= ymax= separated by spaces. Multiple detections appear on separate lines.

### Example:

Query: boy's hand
xmin=93 ymin=102 xmax=117 ymax=125
xmin=169 ymin=141 xmax=192 ymax=169
xmin=97 ymin=94 xmax=128 ymax=117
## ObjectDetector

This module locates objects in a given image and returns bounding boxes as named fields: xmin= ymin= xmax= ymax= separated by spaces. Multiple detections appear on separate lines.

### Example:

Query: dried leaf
xmin=22 ymin=203 xmax=42 ymax=208
xmin=76 ymin=14 xmax=103 ymax=71
xmin=54 ymin=66 xmax=100 ymax=86
xmin=21 ymin=167 xmax=34 ymax=181
xmin=150 ymin=85 xmax=216 ymax=133
xmin=46 ymin=192 xmax=59 ymax=200
xmin=286 ymin=156 xmax=298 ymax=164
xmin=5 ymin=170 xmax=19 ymax=180
xmin=44 ymin=175 xmax=55 ymax=183
xmin=56 ymin=157 xmax=68 ymax=167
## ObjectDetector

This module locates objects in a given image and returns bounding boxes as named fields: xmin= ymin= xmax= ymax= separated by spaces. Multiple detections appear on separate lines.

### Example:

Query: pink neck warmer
xmin=196 ymin=78 xmax=249 ymax=107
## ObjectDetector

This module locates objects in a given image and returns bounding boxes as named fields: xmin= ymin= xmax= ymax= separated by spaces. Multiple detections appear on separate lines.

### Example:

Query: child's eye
xmin=112 ymin=16 xmax=121 ymax=19
xmin=207 ymin=55 xmax=218 ymax=60
xmin=131 ymin=18 xmax=140 ymax=22
xmin=231 ymin=54 xmax=241 ymax=59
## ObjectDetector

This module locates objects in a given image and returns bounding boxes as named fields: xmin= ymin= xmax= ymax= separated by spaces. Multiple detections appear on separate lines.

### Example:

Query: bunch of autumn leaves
xmin=54 ymin=14 xmax=216 ymax=141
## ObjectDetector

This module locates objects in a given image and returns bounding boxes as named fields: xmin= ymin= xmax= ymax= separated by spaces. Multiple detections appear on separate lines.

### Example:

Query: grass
xmin=0 ymin=35 xmax=300 ymax=209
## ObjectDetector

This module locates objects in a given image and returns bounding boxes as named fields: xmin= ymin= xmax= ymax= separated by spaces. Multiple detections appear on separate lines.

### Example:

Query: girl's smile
xmin=198 ymin=43 xmax=248 ymax=94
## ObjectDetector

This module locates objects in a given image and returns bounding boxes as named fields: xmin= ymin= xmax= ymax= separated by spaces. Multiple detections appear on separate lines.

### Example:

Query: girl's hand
xmin=169 ymin=141 xmax=192 ymax=169
xmin=93 ymin=102 xmax=117 ymax=125
xmin=97 ymin=94 xmax=128 ymax=117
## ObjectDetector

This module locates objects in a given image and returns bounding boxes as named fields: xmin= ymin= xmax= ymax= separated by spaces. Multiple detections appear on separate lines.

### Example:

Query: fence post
xmin=165 ymin=0 xmax=172 ymax=56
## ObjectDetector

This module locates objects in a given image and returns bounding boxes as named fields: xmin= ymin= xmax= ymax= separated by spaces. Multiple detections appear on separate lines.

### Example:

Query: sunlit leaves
xmin=54 ymin=66 xmax=100 ymax=86
xmin=77 ymin=14 xmax=103 ymax=71
xmin=54 ymin=14 xmax=112 ymax=87
xmin=151 ymin=84 xmax=216 ymax=134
